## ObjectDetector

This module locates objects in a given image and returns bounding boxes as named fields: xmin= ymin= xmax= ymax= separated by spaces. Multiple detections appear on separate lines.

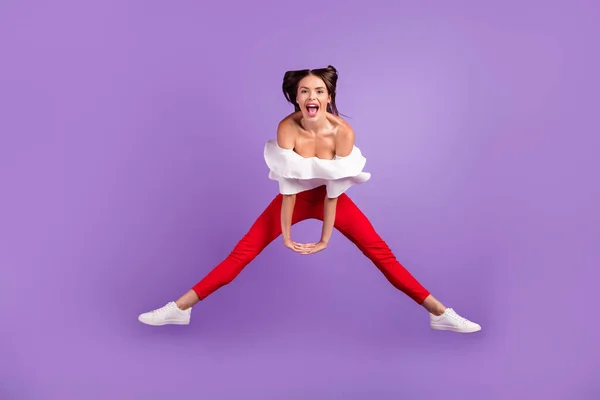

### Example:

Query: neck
xmin=301 ymin=115 xmax=332 ymax=135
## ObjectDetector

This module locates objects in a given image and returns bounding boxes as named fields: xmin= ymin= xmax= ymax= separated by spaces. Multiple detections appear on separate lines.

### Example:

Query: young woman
xmin=138 ymin=65 xmax=481 ymax=334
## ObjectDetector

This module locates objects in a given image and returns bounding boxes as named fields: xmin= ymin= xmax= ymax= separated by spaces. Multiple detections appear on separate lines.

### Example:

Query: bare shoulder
xmin=326 ymin=112 xmax=352 ymax=129
xmin=329 ymin=114 xmax=355 ymax=157
xmin=277 ymin=112 xmax=301 ymax=149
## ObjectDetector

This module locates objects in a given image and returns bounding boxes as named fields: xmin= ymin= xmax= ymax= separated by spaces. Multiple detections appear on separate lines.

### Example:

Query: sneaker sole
xmin=430 ymin=324 xmax=481 ymax=333
xmin=138 ymin=317 xmax=190 ymax=326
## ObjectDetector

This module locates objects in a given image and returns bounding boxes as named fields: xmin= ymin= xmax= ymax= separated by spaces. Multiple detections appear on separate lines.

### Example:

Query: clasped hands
xmin=283 ymin=237 xmax=328 ymax=255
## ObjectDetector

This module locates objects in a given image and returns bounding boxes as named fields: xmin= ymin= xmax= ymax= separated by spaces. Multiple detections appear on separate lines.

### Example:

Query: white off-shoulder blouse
xmin=263 ymin=139 xmax=371 ymax=198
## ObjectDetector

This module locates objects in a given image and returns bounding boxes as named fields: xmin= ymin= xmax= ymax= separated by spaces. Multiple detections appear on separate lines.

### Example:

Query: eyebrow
xmin=299 ymin=86 xmax=326 ymax=90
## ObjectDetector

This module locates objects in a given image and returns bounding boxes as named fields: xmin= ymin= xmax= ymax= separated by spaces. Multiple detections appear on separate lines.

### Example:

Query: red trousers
xmin=192 ymin=186 xmax=430 ymax=304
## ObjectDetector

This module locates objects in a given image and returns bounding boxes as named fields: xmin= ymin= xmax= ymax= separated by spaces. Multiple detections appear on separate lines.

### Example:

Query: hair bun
xmin=327 ymin=65 xmax=337 ymax=72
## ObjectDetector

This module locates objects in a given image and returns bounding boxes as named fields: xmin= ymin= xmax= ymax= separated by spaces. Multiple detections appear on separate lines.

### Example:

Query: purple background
xmin=1 ymin=1 xmax=599 ymax=399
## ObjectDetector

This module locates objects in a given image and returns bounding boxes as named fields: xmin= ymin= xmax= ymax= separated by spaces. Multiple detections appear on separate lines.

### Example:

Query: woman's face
xmin=296 ymin=75 xmax=330 ymax=120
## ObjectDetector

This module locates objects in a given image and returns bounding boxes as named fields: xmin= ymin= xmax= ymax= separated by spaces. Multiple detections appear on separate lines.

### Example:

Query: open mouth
xmin=305 ymin=103 xmax=319 ymax=117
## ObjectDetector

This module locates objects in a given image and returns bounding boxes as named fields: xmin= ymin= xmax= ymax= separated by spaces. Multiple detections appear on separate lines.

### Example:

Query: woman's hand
xmin=283 ymin=237 xmax=310 ymax=253
xmin=301 ymin=241 xmax=328 ymax=255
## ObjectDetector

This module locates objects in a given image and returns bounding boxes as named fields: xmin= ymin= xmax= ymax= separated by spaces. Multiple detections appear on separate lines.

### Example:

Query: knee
xmin=229 ymin=237 xmax=265 ymax=263
xmin=361 ymin=238 xmax=394 ymax=258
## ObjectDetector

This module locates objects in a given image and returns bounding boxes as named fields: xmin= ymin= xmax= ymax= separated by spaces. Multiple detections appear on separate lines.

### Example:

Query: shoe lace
xmin=448 ymin=310 xmax=470 ymax=325
xmin=151 ymin=304 xmax=173 ymax=315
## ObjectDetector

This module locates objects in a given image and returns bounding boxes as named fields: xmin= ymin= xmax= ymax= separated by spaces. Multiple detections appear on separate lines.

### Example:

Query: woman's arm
xmin=276 ymin=119 xmax=305 ymax=252
xmin=281 ymin=193 xmax=296 ymax=243
xmin=320 ymin=196 xmax=338 ymax=245
xmin=310 ymin=125 xmax=355 ymax=253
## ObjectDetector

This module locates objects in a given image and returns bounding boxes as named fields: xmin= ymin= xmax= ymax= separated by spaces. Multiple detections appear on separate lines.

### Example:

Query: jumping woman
xmin=138 ymin=65 xmax=482 ymax=334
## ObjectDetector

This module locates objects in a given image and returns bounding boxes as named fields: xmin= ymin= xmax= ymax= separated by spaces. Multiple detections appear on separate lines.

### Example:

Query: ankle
xmin=432 ymin=307 xmax=446 ymax=316
xmin=175 ymin=290 xmax=200 ymax=311
xmin=421 ymin=294 xmax=446 ymax=316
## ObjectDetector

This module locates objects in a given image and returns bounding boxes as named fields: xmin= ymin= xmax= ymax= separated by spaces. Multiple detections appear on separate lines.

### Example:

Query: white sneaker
xmin=430 ymin=308 xmax=481 ymax=333
xmin=138 ymin=301 xmax=191 ymax=326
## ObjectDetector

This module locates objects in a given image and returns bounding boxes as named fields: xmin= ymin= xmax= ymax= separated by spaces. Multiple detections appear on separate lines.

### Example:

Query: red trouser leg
xmin=315 ymin=192 xmax=431 ymax=304
xmin=192 ymin=186 xmax=430 ymax=304
xmin=191 ymin=192 xmax=313 ymax=300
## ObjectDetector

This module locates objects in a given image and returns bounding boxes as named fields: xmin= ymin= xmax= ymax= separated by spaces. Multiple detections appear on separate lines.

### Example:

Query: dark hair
xmin=282 ymin=65 xmax=340 ymax=116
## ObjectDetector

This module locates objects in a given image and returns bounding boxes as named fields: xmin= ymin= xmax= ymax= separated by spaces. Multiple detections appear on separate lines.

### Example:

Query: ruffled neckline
xmin=263 ymin=140 xmax=367 ymax=180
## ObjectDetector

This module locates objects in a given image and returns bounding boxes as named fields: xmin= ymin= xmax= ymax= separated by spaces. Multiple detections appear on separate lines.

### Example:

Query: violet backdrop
xmin=1 ymin=0 xmax=598 ymax=399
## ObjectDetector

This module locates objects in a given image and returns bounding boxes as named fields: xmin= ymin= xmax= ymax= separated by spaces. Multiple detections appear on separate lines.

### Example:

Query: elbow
xmin=282 ymin=193 xmax=296 ymax=205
